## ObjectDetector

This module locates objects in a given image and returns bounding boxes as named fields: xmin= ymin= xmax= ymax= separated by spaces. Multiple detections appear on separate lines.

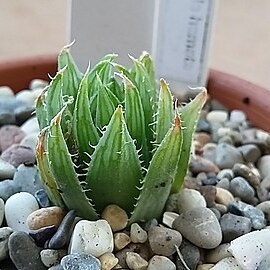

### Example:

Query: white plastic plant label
xmin=68 ymin=0 xmax=216 ymax=90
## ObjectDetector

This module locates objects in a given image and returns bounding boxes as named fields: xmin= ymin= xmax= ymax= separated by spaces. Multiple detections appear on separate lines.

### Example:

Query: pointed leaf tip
xmin=174 ymin=114 xmax=181 ymax=128
xmin=36 ymin=129 xmax=46 ymax=155
xmin=160 ymin=78 xmax=168 ymax=89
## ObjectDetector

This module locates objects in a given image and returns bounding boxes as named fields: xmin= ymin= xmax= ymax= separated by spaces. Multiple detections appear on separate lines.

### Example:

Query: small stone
xmin=189 ymin=156 xmax=219 ymax=174
xmin=165 ymin=193 xmax=178 ymax=213
xmin=49 ymin=210 xmax=76 ymax=249
xmin=0 ymin=198 xmax=4 ymax=226
xmin=261 ymin=175 xmax=270 ymax=190
xmin=211 ymin=257 xmax=242 ymax=270
xmin=48 ymin=264 xmax=64 ymax=270
xmin=15 ymin=89 xmax=36 ymax=105
xmin=99 ymin=252 xmax=118 ymax=270
xmin=197 ymin=264 xmax=215 ymax=270
xmin=130 ymin=223 xmax=148 ymax=243
xmin=0 ymin=158 xmax=16 ymax=180
xmin=206 ymin=110 xmax=228 ymax=124
xmin=177 ymin=188 xmax=206 ymax=214
xmin=175 ymin=239 xmax=200 ymax=270
xmin=126 ymin=252 xmax=148 ymax=270
xmin=217 ymin=169 xmax=234 ymax=180
xmin=172 ymin=207 xmax=222 ymax=249
xmin=230 ymin=177 xmax=255 ymax=203
xmin=1 ymin=144 xmax=35 ymax=167
xmin=216 ymin=128 xmax=242 ymax=145
xmin=162 ymin=212 xmax=179 ymax=228
xmin=215 ymin=187 xmax=234 ymax=206
xmin=258 ymin=256 xmax=270 ymax=270
xmin=228 ymin=200 xmax=266 ymax=230
xmin=35 ymin=189 xmax=50 ymax=208
xmin=202 ymin=143 xmax=217 ymax=163
xmin=216 ymin=178 xmax=230 ymax=190
xmin=257 ymin=155 xmax=270 ymax=178
xmin=148 ymin=226 xmax=182 ymax=256
xmin=196 ymin=119 xmax=211 ymax=133
xmin=14 ymin=105 xmax=35 ymax=126
xmin=219 ymin=213 xmax=252 ymax=242
xmin=20 ymin=132 xmax=39 ymax=151
xmin=61 ymin=253 xmax=101 ymax=270
xmin=0 ymin=227 xmax=13 ymax=261
xmin=101 ymin=204 xmax=128 ymax=232
xmin=205 ymin=243 xmax=231 ymax=264
xmin=215 ymin=143 xmax=243 ymax=169
xmin=70 ymin=219 xmax=113 ymax=257
xmin=27 ymin=206 xmax=65 ymax=230
xmin=256 ymin=201 xmax=270 ymax=222
xmin=20 ymin=117 xmax=40 ymax=135
xmin=214 ymin=203 xmax=228 ymax=215
xmin=148 ymin=255 xmax=176 ymax=270
xmin=114 ymin=232 xmax=131 ymax=251
xmin=256 ymin=186 xmax=269 ymax=203
xmin=30 ymin=79 xmax=48 ymax=90
xmin=29 ymin=225 xmax=57 ymax=247
xmin=199 ymin=186 xmax=217 ymax=207
xmin=5 ymin=192 xmax=39 ymax=232
xmin=230 ymin=110 xmax=246 ymax=123
xmin=40 ymin=249 xmax=61 ymax=267
xmin=0 ymin=86 xmax=14 ymax=97
xmin=0 ymin=179 xmax=18 ymax=200
xmin=237 ymin=144 xmax=261 ymax=163
xmin=210 ymin=208 xmax=221 ymax=220
xmin=195 ymin=132 xmax=211 ymax=146
xmin=202 ymin=176 xmax=218 ymax=185
xmin=8 ymin=231 xmax=46 ymax=269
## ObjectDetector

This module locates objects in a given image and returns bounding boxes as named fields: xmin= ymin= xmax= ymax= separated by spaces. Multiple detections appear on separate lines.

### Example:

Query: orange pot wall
xmin=0 ymin=55 xmax=269 ymax=133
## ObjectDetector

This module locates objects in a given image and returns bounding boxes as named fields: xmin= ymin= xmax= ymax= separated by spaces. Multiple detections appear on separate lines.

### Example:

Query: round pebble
xmin=230 ymin=110 xmax=246 ymax=123
xmin=206 ymin=110 xmax=228 ymax=123
xmin=215 ymin=187 xmax=234 ymax=206
xmin=40 ymin=249 xmax=61 ymax=267
xmin=190 ymin=156 xmax=219 ymax=174
xmin=20 ymin=132 xmax=39 ymax=151
xmin=237 ymin=144 xmax=261 ymax=163
xmin=0 ymin=86 xmax=14 ymax=97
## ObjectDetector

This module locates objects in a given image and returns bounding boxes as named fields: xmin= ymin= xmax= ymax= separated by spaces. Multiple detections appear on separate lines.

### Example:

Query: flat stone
xmin=228 ymin=200 xmax=266 ymax=230
xmin=69 ymin=219 xmax=113 ymax=257
xmin=0 ymin=227 xmax=13 ymax=261
xmin=5 ymin=192 xmax=39 ymax=232
xmin=61 ymin=253 xmax=101 ymax=270
xmin=101 ymin=204 xmax=128 ymax=232
xmin=8 ymin=231 xmax=46 ymax=270
xmin=1 ymin=144 xmax=36 ymax=167
xmin=173 ymin=207 xmax=222 ymax=249
xmin=27 ymin=206 xmax=65 ymax=230
xmin=215 ymin=143 xmax=243 ymax=169
xmin=99 ymin=252 xmax=118 ymax=270
xmin=148 ymin=226 xmax=182 ymax=256
xmin=114 ymin=232 xmax=131 ymax=251
xmin=130 ymin=223 xmax=147 ymax=243
xmin=219 ymin=213 xmax=252 ymax=242
xmin=126 ymin=252 xmax=148 ymax=270
xmin=205 ymin=243 xmax=231 ymax=264
xmin=148 ymin=255 xmax=176 ymax=270
xmin=215 ymin=187 xmax=234 ymax=206
xmin=237 ymin=144 xmax=261 ymax=163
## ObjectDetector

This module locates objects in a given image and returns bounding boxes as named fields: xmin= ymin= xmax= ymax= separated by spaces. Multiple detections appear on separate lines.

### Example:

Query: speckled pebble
xmin=126 ymin=252 xmax=148 ymax=270
xmin=40 ymin=249 xmax=63 ymax=268
xmin=130 ymin=223 xmax=148 ymax=243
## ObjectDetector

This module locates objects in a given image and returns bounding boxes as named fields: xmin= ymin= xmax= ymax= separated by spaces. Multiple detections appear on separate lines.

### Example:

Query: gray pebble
xmin=142 ymin=218 xmax=159 ymax=232
xmin=48 ymin=210 xmax=76 ymax=249
xmin=1 ymin=144 xmax=36 ymax=167
xmin=0 ymin=109 xmax=16 ymax=126
xmin=219 ymin=213 xmax=251 ymax=242
xmin=228 ymin=200 xmax=266 ymax=230
xmin=40 ymin=249 xmax=66 ymax=268
xmin=210 ymin=208 xmax=221 ymax=220
xmin=0 ymin=180 xmax=19 ymax=201
xmin=215 ymin=143 xmax=243 ymax=169
xmin=196 ymin=119 xmax=211 ymax=133
xmin=230 ymin=177 xmax=255 ymax=203
xmin=8 ymin=231 xmax=46 ymax=270
xmin=61 ymin=253 xmax=101 ymax=270
xmin=216 ymin=178 xmax=230 ymax=190
xmin=218 ymin=135 xmax=234 ymax=145
xmin=202 ymin=143 xmax=217 ymax=163
xmin=190 ymin=156 xmax=219 ymax=174
xmin=173 ymin=207 xmax=222 ymax=249
xmin=148 ymin=226 xmax=182 ymax=256
xmin=14 ymin=105 xmax=35 ymax=126
xmin=35 ymin=189 xmax=50 ymax=208
xmin=237 ymin=144 xmax=261 ymax=163
xmin=0 ymin=158 xmax=16 ymax=180
xmin=176 ymin=239 xmax=200 ymax=270
xmin=49 ymin=265 xmax=64 ymax=270
xmin=217 ymin=169 xmax=234 ymax=181
xmin=0 ymin=227 xmax=13 ymax=261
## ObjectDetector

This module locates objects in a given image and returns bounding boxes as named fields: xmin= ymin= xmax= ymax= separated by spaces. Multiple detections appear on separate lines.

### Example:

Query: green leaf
xmin=36 ymin=129 xmax=65 ymax=208
xmin=107 ymin=77 xmax=125 ymax=102
xmin=73 ymin=69 xmax=100 ymax=162
xmin=156 ymin=79 xmax=174 ymax=144
xmin=129 ymin=115 xmax=183 ymax=223
xmin=123 ymin=75 xmax=150 ymax=166
xmin=47 ymin=107 xmax=98 ymax=220
xmin=171 ymin=89 xmax=207 ymax=193
xmin=36 ymin=89 xmax=48 ymax=129
xmin=86 ymin=106 xmax=142 ymax=214
xmin=95 ymin=75 xmax=116 ymax=129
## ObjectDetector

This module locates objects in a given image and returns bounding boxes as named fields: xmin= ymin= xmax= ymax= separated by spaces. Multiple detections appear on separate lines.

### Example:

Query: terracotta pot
xmin=0 ymin=54 xmax=269 ymax=132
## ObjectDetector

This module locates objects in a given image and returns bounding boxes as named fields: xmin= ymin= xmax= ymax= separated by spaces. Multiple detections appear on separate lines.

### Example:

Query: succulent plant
xmin=36 ymin=46 xmax=206 ymax=223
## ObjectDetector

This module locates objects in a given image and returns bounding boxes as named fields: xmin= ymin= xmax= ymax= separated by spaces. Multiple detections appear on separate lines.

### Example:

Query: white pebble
xmin=5 ymin=192 xmax=39 ymax=232
xmin=211 ymin=257 xmax=242 ymax=270
xmin=40 ymin=249 xmax=59 ymax=267
xmin=229 ymin=110 xmax=246 ymax=123
xmin=29 ymin=79 xmax=48 ymax=90
xmin=20 ymin=117 xmax=40 ymax=135
xmin=130 ymin=223 xmax=148 ymax=243
xmin=206 ymin=110 xmax=228 ymax=124
xmin=20 ymin=132 xmax=39 ymax=151
xmin=70 ymin=219 xmax=113 ymax=257
xmin=162 ymin=212 xmax=179 ymax=228
xmin=0 ymin=86 xmax=14 ymax=97
xmin=126 ymin=252 xmax=148 ymax=270
xmin=148 ymin=255 xmax=176 ymax=270
xmin=15 ymin=89 xmax=36 ymax=105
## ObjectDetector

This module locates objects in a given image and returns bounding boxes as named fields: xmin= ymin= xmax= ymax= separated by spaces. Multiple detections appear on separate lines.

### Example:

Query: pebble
xmin=228 ymin=200 xmax=266 ymax=230
xmin=210 ymin=207 xmax=221 ymax=220
xmin=189 ymin=156 xmax=219 ymax=174
xmin=237 ymin=144 xmax=261 ymax=163
xmin=70 ymin=219 xmax=113 ymax=257
xmin=35 ymin=189 xmax=50 ymax=207
xmin=172 ymin=207 xmax=222 ymax=249
xmin=215 ymin=143 xmax=243 ymax=169
xmin=27 ymin=206 xmax=65 ymax=230
xmin=148 ymin=255 xmax=176 ymax=270
xmin=211 ymin=257 xmax=242 ymax=270
xmin=20 ymin=117 xmax=40 ymax=135
xmin=229 ymin=177 xmax=255 ymax=202
xmin=29 ymin=225 xmax=57 ymax=247
xmin=216 ymin=169 xmax=234 ymax=180
xmin=61 ymin=253 xmax=101 ymax=270
xmin=49 ymin=210 xmax=76 ymax=249
xmin=0 ymin=179 xmax=18 ymax=200
xmin=215 ymin=187 xmax=234 ymax=206
xmin=194 ymin=132 xmax=212 ymax=146
xmin=196 ymin=119 xmax=211 ymax=133
xmin=257 ymin=155 xmax=270 ymax=178
xmin=101 ymin=204 xmax=128 ymax=232
xmin=20 ymin=132 xmax=39 ymax=151
xmin=8 ymin=231 xmax=46 ymax=269
xmin=5 ymin=192 xmax=39 ymax=232
xmin=0 ymin=109 xmax=16 ymax=126
xmin=205 ymin=243 xmax=231 ymax=264
xmin=177 ymin=188 xmax=207 ymax=213
xmin=0 ymin=125 xmax=25 ymax=152
xmin=0 ymin=227 xmax=13 ymax=261
xmin=1 ymin=144 xmax=36 ymax=167
xmin=256 ymin=201 xmax=270 ymax=222
xmin=216 ymin=178 xmax=230 ymax=190
xmin=48 ymin=264 xmax=64 ymax=270
xmin=258 ymin=256 xmax=270 ymax=270
xmin=0 ymin=198 xmax=4 ymax=226
xmin=219 ymin=213 xmax=252 ymax=242
xmin=114 ymin=232 xmax=131 ymax=251
xmin=16 ymin=89 xmax=37 ymax=105
xmin=148 ymin=226 xmax=182 ymax=256
xmin=206 ymin=110 xmax=228 ymax=124
xmin=0 ymin=158 xmax=16 ymax=180
xmin=230 ymin=109 xmax=246 ymax=123
xmin=175 ymin=239 xmax=200 ymax=270
xmin=126 ymin=252 xmax=148 ymax=270
xmin=217 ymin=128 xmax=242 ymax=145
xmin=99 ymin=252 xmax=118 ymax=270
xmin=202 ymin=143 xmax=217 ymax=163
xmin=162 ymin=212 xmax=179 ymax=228
xmin=130 ymin=223 xmax=148 ymax=243
xmin=165 ymin=193 xmax=179 ymax=213
xmin=261 ymin=175 xmax=270 ymax=190
xmin=197 ymin=264 xmax=215 ymax=270
xmin=0 ymin=86 xmax=14 ymax=97
xmin=14 ymin=105 xmax=35 ymax=125
xmin=30 ymin=79 xmax=48 ymax=90
xmin=40 ymin=249 xmax=62 ymax=267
